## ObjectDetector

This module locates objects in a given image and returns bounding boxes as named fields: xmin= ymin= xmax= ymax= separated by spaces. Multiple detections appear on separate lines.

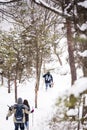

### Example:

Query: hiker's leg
xmin=49 ymin=82 xmax=51 ymax=88
xmin=20 ymin=123 xmax=24 ymax=130
xmin=45 ymin=83 xmax=48 ymax=90
xmin=25 ymin=121 xmax=29 ymax=130
xmin=24 ymin=122 xmax=26 ymax=128
xmin=14 ymin=123 xmax=19 ymax=130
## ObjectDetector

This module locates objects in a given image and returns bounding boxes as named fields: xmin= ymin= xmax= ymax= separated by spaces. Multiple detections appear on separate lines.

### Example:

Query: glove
xmin=9 ymin=107 xmax=12 ymax=111
xmin=31 ymin=109 xmax=34 ymax=113
xmin=6 ymin=116 xmax=8 ymax=120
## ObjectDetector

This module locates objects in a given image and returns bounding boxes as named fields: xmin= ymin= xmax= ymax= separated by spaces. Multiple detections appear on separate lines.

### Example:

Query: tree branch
xmin=0 ymin=0 xmax=21 ymax=5
xmin=32 ymin=0 xmax=74 ymax=21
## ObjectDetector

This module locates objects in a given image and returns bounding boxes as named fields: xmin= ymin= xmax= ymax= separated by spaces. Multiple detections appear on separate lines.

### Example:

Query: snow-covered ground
xmin=0 ymin=73 xmax=71 ymax=130
xmin=1 ymin=67 xmax=87 ymax=130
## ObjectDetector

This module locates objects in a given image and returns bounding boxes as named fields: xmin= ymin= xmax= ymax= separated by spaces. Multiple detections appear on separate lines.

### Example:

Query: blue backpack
xmin=45 ymin=75 xmax=52 ymax=82
xmin=15 ymin=105 xmax=24 ymax=122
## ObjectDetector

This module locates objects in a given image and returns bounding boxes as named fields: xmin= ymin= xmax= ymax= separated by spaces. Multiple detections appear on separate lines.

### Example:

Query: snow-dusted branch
xmin=0 ymin=0 xmax=21 ymax=5
xmin=32 ymin=0 xmax=73 ymax=20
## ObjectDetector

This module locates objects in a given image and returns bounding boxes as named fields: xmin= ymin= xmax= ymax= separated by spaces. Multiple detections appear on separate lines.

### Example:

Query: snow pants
xmin=45 ymin=82 xmax=51 ymax=90
xmin=14 ymin=123 xmax=24 ymax=130
xmin=25 ymin=121 xmax=29 ymax=130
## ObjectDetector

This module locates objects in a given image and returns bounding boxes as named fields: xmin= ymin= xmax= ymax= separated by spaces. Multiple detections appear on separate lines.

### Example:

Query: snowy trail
xmin=29 ymin=74 xmax=71 ymax=130
xmin=0 ymin=74 xmax=71 ymax=130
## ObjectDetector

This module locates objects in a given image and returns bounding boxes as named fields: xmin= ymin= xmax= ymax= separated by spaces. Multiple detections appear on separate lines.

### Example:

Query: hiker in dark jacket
xmin=6 ymin=97 xmax=34 ymax=130
xmin=43 ymin=71 xmax=53 ymax=90
xmin=23 ymin=99 xmax=30 ymax=130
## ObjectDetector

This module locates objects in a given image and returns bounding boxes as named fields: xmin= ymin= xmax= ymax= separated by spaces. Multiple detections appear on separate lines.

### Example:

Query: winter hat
xmin=47 ymin=71 xmax=50 ymax=75
xmin=17 ymin=97 xmax=23 ymax=104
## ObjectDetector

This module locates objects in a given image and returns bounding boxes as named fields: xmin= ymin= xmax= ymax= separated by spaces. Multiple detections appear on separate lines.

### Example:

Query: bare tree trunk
xmin=66 ymin=19 xmax=77 ymax=85
xmin=56 ymin=53 xmax=62 ymax=66
xmin=35 ymin=43 xmax=43 ymax=108
xmin=35 ymin=43 xmax=39 ymax=108
xmin=35 ymin=69 xmax=39 ymax=108
xmin=1 ymin=75 xmax=3 ymax=85
xmin=14 ymin=75 xmax=17 ymax=102
xmin=35 ymin=83 xmax=38 ymax=108
xmin=14 ymin=65 xmax=18 ymax=102
xmin=8 ymin=71 xmax=11 ymax=93
xmin=0 ymin=72 xmax=4 ymax=85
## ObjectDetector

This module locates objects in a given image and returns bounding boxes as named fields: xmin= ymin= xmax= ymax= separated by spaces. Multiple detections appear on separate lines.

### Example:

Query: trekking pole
xmin=7 ymin=105 xmax=10 ymax=108
xmin=7 ymin=105 xmax=12 ymax=111
xmin=7 ymin=105 xmax=11 ymax=109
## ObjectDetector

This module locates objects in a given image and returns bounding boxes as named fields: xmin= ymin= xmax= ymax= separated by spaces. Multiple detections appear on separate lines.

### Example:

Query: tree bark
xmin=8 ymin=71 xmax=11 ymax=93
xmin=1 ymin=72 xmax=4 ymax=85
xmin=14 ymin=65 xmax=18 ymax=102
xmin=14 ymin=75 xmax=17 ymax=103
xmin=35 ymin=41 xmax=43 ymax=108
xmin=35 ymin=83 xmax=38 ymax=108
xmin=66 ymin=19 xmax=77 ymax=85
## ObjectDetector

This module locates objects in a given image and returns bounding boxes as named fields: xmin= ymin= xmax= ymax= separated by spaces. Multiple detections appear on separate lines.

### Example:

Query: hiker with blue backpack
xmin=6 ymin=97 xmax=34 ymax=130
xmin=43 ymin=71 xmax=53 ymax=90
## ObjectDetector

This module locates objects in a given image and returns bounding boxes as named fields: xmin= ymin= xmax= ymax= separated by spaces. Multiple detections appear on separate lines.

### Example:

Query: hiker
xmin=23 ymin=99 xmax=30 ymax=130
xmin=6 ymin=97 xmax=34 ymax=130
xmin=43 ymin=71 xmax=53 ymax=90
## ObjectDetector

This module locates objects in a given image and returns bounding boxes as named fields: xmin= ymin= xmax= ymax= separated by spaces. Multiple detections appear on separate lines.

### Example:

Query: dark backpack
xmin=45 ymin=75 xmax=52 ymax=82
xmin=15 ymin=104 xmax=24 ymax=122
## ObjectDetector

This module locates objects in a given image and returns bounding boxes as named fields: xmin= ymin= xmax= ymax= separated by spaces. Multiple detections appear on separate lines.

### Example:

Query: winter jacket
xmin=43 ymin=72 xmax=53 ymax=83
xmin=6 ymin=104 xmax=30 ymax=123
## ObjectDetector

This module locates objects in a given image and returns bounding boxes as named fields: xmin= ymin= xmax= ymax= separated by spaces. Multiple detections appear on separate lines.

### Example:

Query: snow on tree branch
xmin=32 ymin=0 xmax=73 ymax=20
xmin=78 ymin=50 xmax=87 ymax=58
xmin=0 ymin=0 xmax=21 ymax=5
xmin=78 ymin=0 xmax=87 ymax=8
